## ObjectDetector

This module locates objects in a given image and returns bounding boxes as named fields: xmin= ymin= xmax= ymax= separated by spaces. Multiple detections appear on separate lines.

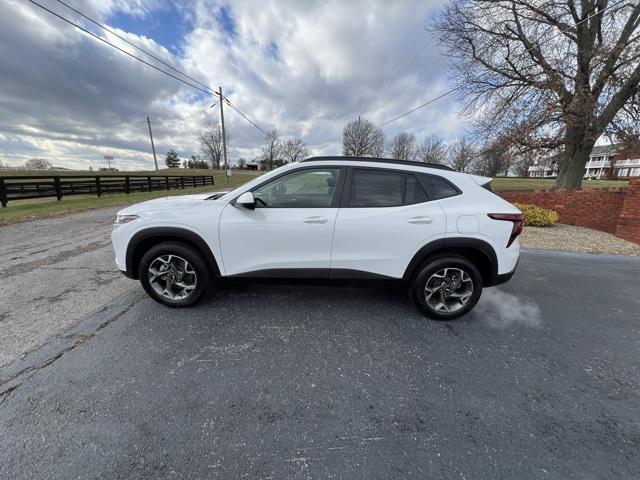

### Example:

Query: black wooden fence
xmin=0 ymin=175 xmax=215 ymax=207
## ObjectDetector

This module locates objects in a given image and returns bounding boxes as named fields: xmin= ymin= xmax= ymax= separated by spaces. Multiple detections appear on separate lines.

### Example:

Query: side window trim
xmin=235 ymin=165 xmax=347 ymax=209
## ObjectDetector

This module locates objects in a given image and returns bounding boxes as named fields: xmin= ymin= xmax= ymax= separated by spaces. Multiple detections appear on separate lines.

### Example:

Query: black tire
xmin=412 ymin=255 xmax=483 ymax=320
xmin=138 ymin=242 xmax=212 ymax=307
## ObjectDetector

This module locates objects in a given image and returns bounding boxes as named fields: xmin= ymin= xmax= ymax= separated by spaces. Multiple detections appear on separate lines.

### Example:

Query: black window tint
xmin=418 ymin=174 xmax=459 ymax=199
xmin=349 ymin=169 xmax=405 ymax=207
xmin=404 ymin=175 xmax=428 ymax=205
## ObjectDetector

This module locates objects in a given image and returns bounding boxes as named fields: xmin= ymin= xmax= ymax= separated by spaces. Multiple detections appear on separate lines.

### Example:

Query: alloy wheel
xmin=147 ymin=254 xmax=197 ymax=301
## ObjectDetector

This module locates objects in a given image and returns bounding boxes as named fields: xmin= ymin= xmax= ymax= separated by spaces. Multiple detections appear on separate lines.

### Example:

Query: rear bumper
xmin=491 ymin=258 xmax=519 ymax=286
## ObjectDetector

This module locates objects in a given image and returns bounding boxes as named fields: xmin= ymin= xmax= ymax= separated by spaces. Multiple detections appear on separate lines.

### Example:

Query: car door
xmin=219 ymin=166 xmax=345 ymax=276
xmin=330 ymin=167 xmax=448 ymax=279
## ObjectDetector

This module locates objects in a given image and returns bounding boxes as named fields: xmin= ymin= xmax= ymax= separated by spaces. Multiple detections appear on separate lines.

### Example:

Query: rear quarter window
xmin=418 ymin=174 xmax=460 ymax=200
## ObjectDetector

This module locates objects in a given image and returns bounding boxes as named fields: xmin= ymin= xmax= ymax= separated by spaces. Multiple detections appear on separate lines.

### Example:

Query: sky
xmin=0 ymin=0 xmax=464 ymax=170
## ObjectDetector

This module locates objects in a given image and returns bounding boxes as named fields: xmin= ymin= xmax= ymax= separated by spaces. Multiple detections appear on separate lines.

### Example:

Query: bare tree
xmin=236 ymin=158 xmax=247 ymax=169
xmin=418 ymin=134 xmax=448 ymax=164
xmin=25 ymin=158 xmax=52 ymax=170
xmin=282 ymin=138 xmax=308 ymax=163
xmin=199 ymin=122 xmax=229 ymax=169
xmin=433 ymin=1 xmax=640 ymax=188
xmin=387 ymin=132 xmax=418 ymax=160
xmin=474 ymin=139 xmax=516 ymax=177
xmin=261 ymin=129 xmax=283 ymax=170
xmin=343 ymin=117 xmax=385 ymax=157
xmin=449 ymin=139 xmax=477 ymax=173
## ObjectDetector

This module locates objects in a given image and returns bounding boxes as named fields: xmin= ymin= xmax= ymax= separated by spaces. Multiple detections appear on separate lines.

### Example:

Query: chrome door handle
xmin=408 ymin=216 xmax=433 ymax=224
xmin=303 ymin=216 xmax=328 ymax=224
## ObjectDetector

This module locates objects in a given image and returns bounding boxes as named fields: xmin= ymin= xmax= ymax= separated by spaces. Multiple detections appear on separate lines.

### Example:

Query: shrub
xmin=514 ymin=203 xmax=559 ymax=227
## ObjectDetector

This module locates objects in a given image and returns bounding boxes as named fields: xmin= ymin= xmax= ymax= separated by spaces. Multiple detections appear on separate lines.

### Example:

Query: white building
xmin=528 ymin=144 xmax=640 ymax=179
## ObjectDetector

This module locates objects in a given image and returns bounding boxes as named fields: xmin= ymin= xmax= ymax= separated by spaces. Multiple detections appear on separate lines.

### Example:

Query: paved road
xmin=0 ymin=208 xmax=134 ymax=368
xmin=1 ymin=250 xmax=639 ymax=479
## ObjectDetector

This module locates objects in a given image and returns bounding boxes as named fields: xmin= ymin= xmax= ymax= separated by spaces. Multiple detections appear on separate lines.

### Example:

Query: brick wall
xmin=498 ymin=179 xmax=640 ymax=244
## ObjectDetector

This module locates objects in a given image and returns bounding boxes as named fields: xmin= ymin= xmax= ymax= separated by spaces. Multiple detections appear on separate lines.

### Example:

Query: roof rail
xmin=299 ymin=156 xmax=456 ymax=172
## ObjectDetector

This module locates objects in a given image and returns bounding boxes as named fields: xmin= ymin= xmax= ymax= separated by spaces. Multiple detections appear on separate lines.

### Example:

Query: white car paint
xmin=112 ymin=159 xmax=521 ymax=281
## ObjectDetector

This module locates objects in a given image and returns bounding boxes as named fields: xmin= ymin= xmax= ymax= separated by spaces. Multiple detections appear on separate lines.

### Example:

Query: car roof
xmin=299 ymin=156 xmax=456 ymax=172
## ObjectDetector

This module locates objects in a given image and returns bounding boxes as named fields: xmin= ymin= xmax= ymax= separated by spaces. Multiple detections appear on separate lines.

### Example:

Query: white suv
xmin=111 ymin=157 xmax=522 ymax=320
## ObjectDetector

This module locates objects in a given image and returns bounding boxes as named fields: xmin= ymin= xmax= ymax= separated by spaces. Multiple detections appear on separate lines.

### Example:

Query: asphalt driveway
xmin=1 ymin=250 xmax=639 ymax=479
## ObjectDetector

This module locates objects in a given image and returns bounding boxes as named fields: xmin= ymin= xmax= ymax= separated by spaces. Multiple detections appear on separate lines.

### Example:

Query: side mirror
xmin=236 ymin=191 xmax=256 ymax=209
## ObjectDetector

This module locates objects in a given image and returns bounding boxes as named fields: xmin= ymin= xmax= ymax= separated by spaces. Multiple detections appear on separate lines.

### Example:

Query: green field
xmin=0 ymin=169 xmax=260 ymax=225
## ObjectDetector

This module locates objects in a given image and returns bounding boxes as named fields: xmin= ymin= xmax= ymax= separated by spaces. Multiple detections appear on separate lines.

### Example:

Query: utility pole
xmin=219 ymin=86 xmax=229 ymax=183
xmin=147 ymin=116 xmax=159 ymax=171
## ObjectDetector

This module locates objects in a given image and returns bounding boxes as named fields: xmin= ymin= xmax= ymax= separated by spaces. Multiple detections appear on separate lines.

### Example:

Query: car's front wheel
xmin=139 ymin=242 xmax=211 ymax=307
xmin=412 ymin=255 xmax=483 ymax=320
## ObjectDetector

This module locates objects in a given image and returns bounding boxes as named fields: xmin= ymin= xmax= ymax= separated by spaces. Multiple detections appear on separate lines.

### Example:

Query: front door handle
xmin=303 ymin=216 xmax=328 ymax=224
xmin=408 ymin=216 xmax=433 ymax=224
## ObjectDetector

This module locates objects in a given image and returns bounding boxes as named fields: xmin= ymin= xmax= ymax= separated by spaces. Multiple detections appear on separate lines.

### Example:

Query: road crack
xmin=0 ymin=299 xmax=138 ymax=404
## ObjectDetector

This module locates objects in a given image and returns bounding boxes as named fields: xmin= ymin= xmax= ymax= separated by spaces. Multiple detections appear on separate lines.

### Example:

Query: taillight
xmin=488 ymin=213 xmax=525 ymax=247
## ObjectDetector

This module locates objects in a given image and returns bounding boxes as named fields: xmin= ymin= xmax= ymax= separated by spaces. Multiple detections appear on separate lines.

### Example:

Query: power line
xmin=223 ymin=97 xmax=267 ymax=134
xmin=376 ymin=0 xmax=628 ymax=128
xmin=0 ymin=102 xmax=217 ymax=131
xmin=25 ymin=0 xmax=218 ymax=98
xmin=54 ymin=0 xmax=217 ymax=96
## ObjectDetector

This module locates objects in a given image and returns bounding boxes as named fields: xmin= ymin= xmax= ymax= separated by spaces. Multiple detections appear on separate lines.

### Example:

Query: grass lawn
xmin=0 ymin=170 xmax=259 ymax=225
xmin=491 ymin=177 xmax=629 ymax=190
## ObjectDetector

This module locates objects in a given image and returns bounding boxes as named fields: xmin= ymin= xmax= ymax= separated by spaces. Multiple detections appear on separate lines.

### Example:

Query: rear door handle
xmin=408 ymin=216 xmax=433 ymax=224
xmin=303 ymin=216 xmax=328 ymax=224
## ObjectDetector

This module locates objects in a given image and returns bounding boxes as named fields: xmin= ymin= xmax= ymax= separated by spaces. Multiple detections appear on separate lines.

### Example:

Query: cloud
xmin=0 ymin=0 xmax=463 ymax=170
xmin=474 ymin=288 xmax=542 ymax=329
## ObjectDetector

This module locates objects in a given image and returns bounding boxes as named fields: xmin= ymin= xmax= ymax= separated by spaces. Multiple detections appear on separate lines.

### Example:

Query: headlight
xmin=113 ymin=214 xmax=139 ymax=227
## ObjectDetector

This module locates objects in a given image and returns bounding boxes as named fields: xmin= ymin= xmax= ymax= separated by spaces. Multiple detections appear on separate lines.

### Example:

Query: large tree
xmin=342 ymin=117 xmax=385 ymax=157
xmin=199 ymin=122 xmax=229 ymax=169
xmin=433 ymin=1 xmax=640 ymax=188
xmin=282 ymin=138 xmax=308 ymax=163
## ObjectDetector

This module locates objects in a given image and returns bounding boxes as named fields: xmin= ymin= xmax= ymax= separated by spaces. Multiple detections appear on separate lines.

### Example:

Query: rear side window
xmin=349 ymin=169 xmax=406 ymax=207
xmin=405 ymin=175 xmax=428 ymax=205
xmin=418 ymin=174 xmax=459 ymax=200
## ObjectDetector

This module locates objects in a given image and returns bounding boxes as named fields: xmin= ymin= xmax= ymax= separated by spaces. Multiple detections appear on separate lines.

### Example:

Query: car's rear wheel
xmin=139 ymin=242 xmax=211 ymax=307
xmin=412 ymin=255 xmax=483 ymax=320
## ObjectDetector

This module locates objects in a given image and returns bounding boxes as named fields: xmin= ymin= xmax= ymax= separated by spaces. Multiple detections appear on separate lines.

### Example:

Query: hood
xmin=118 ymin=192 xmax=225 ymax=215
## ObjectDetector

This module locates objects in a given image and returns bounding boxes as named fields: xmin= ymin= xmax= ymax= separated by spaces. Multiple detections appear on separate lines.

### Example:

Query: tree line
xmin=342 ymin=117 xmax=533 ymax=177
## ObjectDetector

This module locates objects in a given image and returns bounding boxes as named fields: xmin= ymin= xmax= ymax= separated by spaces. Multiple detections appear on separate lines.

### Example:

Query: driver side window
xmin=253 ymin=168 xmax=342 ymax=208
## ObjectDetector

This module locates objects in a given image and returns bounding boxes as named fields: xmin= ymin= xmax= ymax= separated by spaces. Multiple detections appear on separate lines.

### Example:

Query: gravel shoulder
xmin=520 ymin=223 xmax=640 ymax=255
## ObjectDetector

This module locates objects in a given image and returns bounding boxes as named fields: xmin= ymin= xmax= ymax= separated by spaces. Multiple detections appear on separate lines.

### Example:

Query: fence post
xmin=210 ymin=175 xmax=214 ymax=186
xmin=147 ymin=176 xmax=152 ymax=192
xmin=96 ymin=176 xmax=101 ymax=197
xmin=0 ymin=178 xmax=7 ymax=207
xmin=180 ymin=177 xmax=185 ymax=190
xmin=165 ymin=176 xmax=170 ymax=191
xmin=54 ymin=176 xmax=62 ymax=201
xmin=192 ymin=176 xmax=196 ymax=188
xmin=125 ymin=176 xmax=130 ymax=194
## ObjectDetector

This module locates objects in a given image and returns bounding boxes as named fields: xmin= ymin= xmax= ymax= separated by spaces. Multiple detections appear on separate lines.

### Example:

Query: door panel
xmin=219 ymin=206 xmax=338 ymax=275
xmin=331 ymin=167 xmax=446 ymax=278
xmin=330 ymin=202 xmax=446 ymax=278
xmin=219 ymin=167 xmax=344 ymax=276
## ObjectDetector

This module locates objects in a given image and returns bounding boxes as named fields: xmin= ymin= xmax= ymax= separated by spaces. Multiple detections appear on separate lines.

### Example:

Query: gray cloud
xmin=0 ymin=0 xmax=462 ymax=170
